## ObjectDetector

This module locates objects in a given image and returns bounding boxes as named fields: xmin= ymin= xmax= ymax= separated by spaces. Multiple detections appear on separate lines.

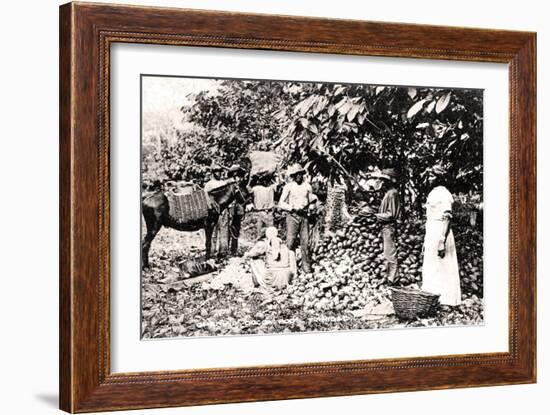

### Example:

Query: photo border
xmin=59 ymin=2 xmax=536 ymax=412
xmin=138 ymin=73 xmax=487 ymax=341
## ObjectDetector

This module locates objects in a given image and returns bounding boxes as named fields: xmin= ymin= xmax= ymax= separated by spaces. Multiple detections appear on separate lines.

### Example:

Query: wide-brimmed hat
xmin=369 ymin=168 xmax=399 ymax=181
xmin=228 ymin=164 xmax=245 ymax=174
xmin=286 ymin=163 xmax=305 ymax=177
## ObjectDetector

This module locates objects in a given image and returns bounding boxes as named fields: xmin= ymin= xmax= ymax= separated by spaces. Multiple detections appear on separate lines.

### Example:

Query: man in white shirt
xmin=278 ymin=164 xmax=317 ymax=273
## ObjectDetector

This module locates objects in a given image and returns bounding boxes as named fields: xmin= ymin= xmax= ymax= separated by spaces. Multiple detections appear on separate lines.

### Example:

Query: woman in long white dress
xmin=421 ymin=167 xmax=462 ymax=306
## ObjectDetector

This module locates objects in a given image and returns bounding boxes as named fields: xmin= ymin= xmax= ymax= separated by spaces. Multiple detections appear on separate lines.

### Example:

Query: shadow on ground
xmin=35 ymin=393 xmax=58 ymax=408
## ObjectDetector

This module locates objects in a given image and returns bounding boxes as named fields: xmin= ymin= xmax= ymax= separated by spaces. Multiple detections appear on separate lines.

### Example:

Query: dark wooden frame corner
xmin=59 ymin=2 xmax=536 ymax=412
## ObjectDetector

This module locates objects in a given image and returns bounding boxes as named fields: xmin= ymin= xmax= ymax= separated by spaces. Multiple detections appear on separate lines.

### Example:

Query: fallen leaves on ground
xmin=141 ymin=213 xmax=484 ymax=339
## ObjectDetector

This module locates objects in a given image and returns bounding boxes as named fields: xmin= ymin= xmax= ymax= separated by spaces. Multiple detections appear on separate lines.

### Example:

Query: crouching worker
xmin=245 ymin=227 xmax=297 ymax=290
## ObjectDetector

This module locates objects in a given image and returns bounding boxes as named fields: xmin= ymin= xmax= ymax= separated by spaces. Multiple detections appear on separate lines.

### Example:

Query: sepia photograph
xmin=140 ymin=75 xmax=484 ymax=339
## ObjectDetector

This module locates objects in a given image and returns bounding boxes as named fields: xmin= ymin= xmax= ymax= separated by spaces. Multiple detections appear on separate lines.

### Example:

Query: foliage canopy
xmin=143 ymin=78 xmax=483 ymax=210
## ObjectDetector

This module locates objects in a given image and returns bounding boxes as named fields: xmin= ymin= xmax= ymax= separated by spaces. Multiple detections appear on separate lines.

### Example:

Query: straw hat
xmin=228 ymin=164 xmax=245 ymax=174
xmin=286 ymin=163 xmax=305 ymax=177
xmin=370 ymin=168 xmax=399 ymax=181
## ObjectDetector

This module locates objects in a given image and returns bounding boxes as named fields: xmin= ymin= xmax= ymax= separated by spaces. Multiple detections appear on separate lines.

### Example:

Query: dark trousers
xmin=229 ymin=214 xmax=243 ymax=255
xmin=286 ymin=213 xmax=312 ymax=273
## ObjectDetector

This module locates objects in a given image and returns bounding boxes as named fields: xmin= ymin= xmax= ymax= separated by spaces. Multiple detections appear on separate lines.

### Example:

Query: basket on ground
xmin=390 ymin=286 xmax=440 ymax=319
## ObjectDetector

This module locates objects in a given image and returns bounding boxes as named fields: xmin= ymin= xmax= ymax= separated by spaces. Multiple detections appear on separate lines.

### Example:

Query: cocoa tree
xmin=166 ymin=78 xmax=482 ymax=211
xmin=184 ymin=79 xmax=298 ymax=163
xmin=282 ymin=83 xmax=483 ymax=211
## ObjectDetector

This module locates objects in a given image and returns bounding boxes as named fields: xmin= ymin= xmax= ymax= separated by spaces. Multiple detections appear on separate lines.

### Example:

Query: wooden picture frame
xmin=59 ymin=2 xmax=536 ymax=412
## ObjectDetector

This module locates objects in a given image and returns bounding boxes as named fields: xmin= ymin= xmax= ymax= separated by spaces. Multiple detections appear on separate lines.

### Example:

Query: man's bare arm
xmin=278 ymin=185 xmax=292 ymax=212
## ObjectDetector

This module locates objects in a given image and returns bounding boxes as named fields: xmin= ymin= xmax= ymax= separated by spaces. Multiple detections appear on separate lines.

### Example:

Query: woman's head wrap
xmin=265 ymin=227 xmax=281 ymax=260
xmin=265 ymin=226 xmax=278 ymax=240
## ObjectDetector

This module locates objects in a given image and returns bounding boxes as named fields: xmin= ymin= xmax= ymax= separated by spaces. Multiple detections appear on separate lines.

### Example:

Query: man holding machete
xmin=278 ymin=164 xmax=318 ymax=274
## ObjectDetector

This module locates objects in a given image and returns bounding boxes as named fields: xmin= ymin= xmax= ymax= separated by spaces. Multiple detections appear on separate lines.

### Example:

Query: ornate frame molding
xmin=60 ymin=2 xmax=536 ymax=412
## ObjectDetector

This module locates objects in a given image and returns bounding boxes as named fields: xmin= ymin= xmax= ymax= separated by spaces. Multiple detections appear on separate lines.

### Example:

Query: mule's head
xmin=207 ymin=179 xmax=249 ymax=211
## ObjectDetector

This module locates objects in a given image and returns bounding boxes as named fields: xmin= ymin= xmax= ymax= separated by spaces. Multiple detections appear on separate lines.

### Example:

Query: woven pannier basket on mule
xmin=167 ymin=189 xmax=210 ymax=225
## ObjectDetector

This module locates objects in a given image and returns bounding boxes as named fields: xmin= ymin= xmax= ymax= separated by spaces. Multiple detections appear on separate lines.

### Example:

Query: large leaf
xmin=333 ymin=85 xmax=346 ymax=96
xmin=406 ymin=99 xmax=427 ymax=119
xmin=307 ymin=123 xmax=319 ymax=134
xmin=336 ymin=114 xmax=345 ymax=131
xmin=436 ymin=91 xmax=452 ymax=114
xmin=425 ymin=100 xmax=436 ymax=113
xmin=271 ymin=108 xmax=286 ymax=120
xmin=298 ymin=117 xmax=311 ymax=130
xmin=294 ymin=95 xmax=316 ymax=116
xmin=342 ymin=122 xmax=358 ymax=133
xmin=298 ymin=117 xmax=319 ymax=134
xmin=347 ymin=104 xmax=360 ymax=122
xmin=312 ymin=96 xmax=328 ymax=116
xmin=334 ymin=97 xmax=348 ymax=111
xmin=338 ymin=101 xmax=352 ymax=116
xmin=310 ymin=135 xmax=325 ymax=152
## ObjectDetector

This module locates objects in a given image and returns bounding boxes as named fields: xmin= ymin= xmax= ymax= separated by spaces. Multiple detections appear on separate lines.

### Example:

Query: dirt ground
xmin=140 ymin=214 xmax=484 ymax=339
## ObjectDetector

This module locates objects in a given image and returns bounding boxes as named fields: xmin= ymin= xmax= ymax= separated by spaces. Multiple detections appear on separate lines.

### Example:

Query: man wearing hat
xmin=204 ymin=163 xmax=226 ymax=193
xmin=279 ymin=163 xmax=318 ymax=274
xmin=371 ymin=168 xmax=402 ymax=284
xmin=226 ymin=164 xmax=248 ymax=256
xmin=204 ymin=163 xmax=229 ymax=256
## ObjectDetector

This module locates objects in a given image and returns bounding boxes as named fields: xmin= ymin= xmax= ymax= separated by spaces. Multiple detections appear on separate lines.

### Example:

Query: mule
xmin=141 ymin=181 xmax=249 ymax=269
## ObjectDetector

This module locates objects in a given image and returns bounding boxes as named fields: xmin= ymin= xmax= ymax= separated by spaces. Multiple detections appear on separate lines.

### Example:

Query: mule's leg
xmin=142 ymin=225 xmax=161 ymax=268
xmin=142 ymin=210 xmax=162 ymax=269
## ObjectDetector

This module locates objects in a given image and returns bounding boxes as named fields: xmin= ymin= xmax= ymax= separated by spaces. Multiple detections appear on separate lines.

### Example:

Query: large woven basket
xmin=167 ymin=189 xmax=209 ymax=225
xmin=390 ymin=287 xmax=440 ymax=320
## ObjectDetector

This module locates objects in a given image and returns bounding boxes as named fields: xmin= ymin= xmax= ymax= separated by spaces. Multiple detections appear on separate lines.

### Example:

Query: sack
xmin=167 ymin=189 xmax=209 ymax=225
xmin=248 ymin=151 xmax=281 ymax=177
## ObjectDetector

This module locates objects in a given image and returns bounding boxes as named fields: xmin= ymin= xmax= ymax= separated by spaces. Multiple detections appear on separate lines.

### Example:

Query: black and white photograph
xmin=140 ymin=75 xmax=484 ymax=339
xmin=2 ymin=0 xmax=545 ymax=413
